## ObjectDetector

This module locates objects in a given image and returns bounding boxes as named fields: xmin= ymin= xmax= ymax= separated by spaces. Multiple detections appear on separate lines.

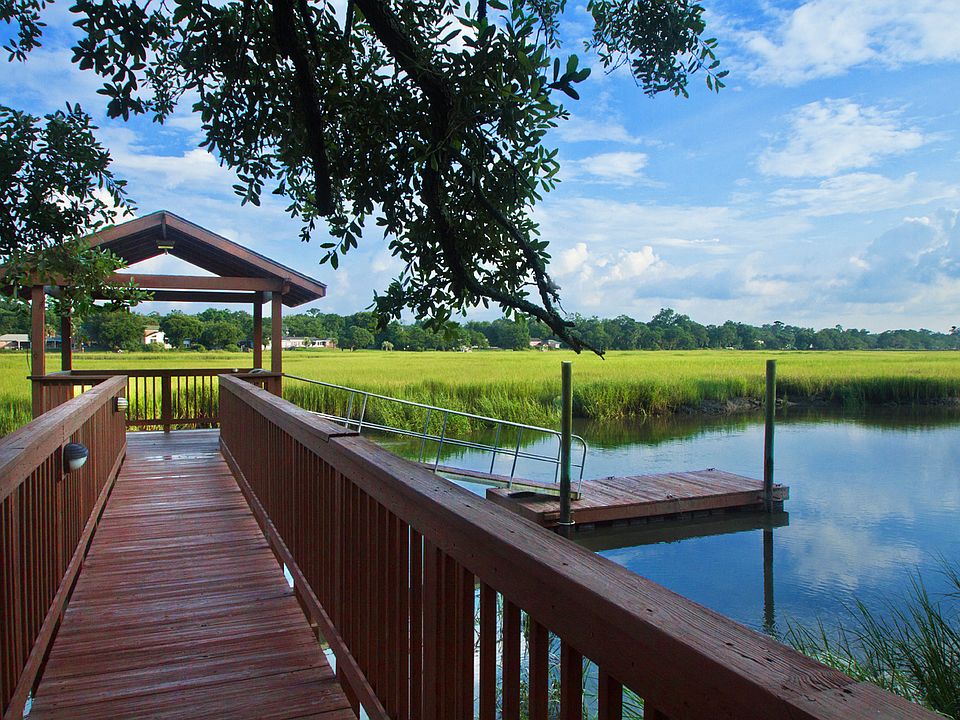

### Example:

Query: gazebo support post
xmin=31 ymin=285 xmax=46 ymax=417
xmin=270 ymin=291 xmax=283 ymax=395
xmin=253 ymin=293 xmax=263 ymax=368
xmin=61 ymin=311 xmax=73 ymax=371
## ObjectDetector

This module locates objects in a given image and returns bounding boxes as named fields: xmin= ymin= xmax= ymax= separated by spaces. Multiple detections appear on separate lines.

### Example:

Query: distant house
xmin=0 ymin=333 xmax=30 ymax=350
xmin=273 ymin=336 xmax=337 ymax=350
xmin=529 ymin=338 xmax=561 ymax=351
xmin=144 ymin=327 xmax=170 ymax=348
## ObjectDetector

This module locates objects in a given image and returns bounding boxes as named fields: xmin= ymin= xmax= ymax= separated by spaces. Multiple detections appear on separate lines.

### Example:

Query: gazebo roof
xmin=86 ymin=211 xmax=326 ymax=307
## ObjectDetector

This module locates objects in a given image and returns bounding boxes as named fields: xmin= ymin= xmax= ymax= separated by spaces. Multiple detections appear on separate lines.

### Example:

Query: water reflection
xmin=386 ymin=406 xmax=960 ymax=635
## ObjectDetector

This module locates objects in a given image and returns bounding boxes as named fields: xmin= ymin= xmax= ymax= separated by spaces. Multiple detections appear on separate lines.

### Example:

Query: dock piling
xmin=559 ymin=361 xmax=574 ymax=537
xmin=764 ymin=359 xmax=776 ymax=511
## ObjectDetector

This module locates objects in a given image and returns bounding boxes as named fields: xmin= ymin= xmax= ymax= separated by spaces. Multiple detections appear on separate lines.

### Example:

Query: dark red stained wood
xmin=83 ymin=211 xmax=326 ymax=306
xmin=560 ymin=641 xmax=583 ymax=720
xmin=486 ymin=471 xmax=789 ymax=528
xmin=59 ymin=314 xmax=72 ymax=372
xmin=478 ymin=584 xmax=497 ymax=720
xmin=271 ymin=292 xmax=284 ymax=378
xmin=528 ymin=620 xmax=549 ymax=720
xmin=456 ymin=565 xmax=474 ymax=720
xmin=253 ymin=294 xmax=264 ymax=368
xmin=410 ymin=530 xmax=424 ymax=720
xmin=30 ymin=285 xmax=44 ymax=418
xmin=502 ymin=600 xmax=521 ymax=720
xmin=27 ymin=430 xmax=354 ymax=720
xmin=218 ymin=375 xmax=941 ymax=720
xmin=108 ymin=273 xmax=284 ymax=292
xmin=598 ymin=671 xmax=623 ymax=720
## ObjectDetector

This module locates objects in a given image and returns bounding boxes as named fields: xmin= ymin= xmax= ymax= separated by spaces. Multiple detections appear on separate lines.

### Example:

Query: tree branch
xmin=272 ymin=0 xmax=334 ymax=215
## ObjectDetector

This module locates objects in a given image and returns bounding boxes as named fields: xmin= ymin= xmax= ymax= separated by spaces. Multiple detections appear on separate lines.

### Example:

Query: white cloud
xmin=553 ymin=117 xmax=645 ymax=145
xmin=758 ymin=100 xmax=927 ymax=178
xmin=740 ymin=0 xmax=960 ymax=85
xmin=0 ymin=49 xmax=104 ymax=113
xmin=565 ymin=151 xmax=649 ymax=184
xmin=608 ymin=247 xmax=659 ymax=280
xmin=836 ymin=208 xmax=960 ymax=303
xmin=769 ymin=172 xmax=959 ymax=216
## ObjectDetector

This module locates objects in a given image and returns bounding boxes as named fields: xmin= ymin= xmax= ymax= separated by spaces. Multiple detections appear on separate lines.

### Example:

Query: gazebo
xmin=27 ymin=210 xmax=327 ymax=423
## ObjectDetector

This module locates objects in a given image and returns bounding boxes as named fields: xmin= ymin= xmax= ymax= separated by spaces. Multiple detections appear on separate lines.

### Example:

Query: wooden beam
xmin=30 ymin=285 xmax=45 ymax=418
xmin=253 ymin=293 xmax=263 ymax=369
xmin=108 ymin=273 xmax=285 ymax=292
xmin=271 ymin=292 xmax=283 ymax=387
xmin=102 ymin=289 xmax=262 ymax=304
xmin=60 ymin=313 xmax=72 ymax=372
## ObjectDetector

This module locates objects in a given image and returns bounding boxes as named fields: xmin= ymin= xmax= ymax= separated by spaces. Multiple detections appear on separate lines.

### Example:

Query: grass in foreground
xmin=788 ymin=563 xmax=960 ymax=718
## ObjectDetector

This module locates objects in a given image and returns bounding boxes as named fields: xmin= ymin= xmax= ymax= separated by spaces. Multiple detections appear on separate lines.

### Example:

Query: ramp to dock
xmin=29 ymin=430 xmax=354 ymax=720
xmin=487 ymin=469 xmax=788 ymax=529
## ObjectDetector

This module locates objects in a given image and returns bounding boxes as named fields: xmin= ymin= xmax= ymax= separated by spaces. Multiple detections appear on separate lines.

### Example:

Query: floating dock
xmin=486 ymin=469 xmax=788 ymax=530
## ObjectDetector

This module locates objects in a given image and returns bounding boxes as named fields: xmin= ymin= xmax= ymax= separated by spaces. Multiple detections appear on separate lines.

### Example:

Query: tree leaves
xmin=3 ymin=0 xmax=725 ymax=354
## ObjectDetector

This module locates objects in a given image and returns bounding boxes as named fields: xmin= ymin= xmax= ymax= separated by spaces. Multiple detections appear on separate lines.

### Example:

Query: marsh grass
xmin=2 ymin=349 xmax=959 ymax=436
xmin=787 ymin=563 xmax=960 ymax=718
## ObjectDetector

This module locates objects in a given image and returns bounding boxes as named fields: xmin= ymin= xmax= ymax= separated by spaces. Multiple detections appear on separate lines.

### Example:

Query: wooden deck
xmin=28 ymin=430 xmax=354 ymax=720
xmin=486 ymin=469 xmax=789 ymax=529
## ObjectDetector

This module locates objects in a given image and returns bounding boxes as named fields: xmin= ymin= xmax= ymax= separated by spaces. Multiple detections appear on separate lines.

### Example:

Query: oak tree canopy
xmin=1 ymin=0 xmax=725 ymax=351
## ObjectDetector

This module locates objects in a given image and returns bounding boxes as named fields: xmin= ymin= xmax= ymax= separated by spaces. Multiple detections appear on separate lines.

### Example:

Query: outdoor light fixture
xmin=114 ymin=396 xmax=129 ymax=413
xmin=63 ymin=443 xmax=89 ymax=472
xmin=157 ymin=240 xmax=175 ymax=252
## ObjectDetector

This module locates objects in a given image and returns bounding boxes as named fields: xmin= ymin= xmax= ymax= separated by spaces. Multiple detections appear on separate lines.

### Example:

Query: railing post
xmin=161 ymin=374 xmax=173 ymax=432
xmin=30 ymin=285 xmax=45 ymax=418
xmin=764 ymin=359 xmax=776 ymax=511
xmin=558 ymin=361 xmax=574 ymax=538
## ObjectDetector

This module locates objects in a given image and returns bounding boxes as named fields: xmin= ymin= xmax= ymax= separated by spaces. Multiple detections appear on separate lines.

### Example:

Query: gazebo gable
xmin=86 ymin=210 xmax=326 ymax=308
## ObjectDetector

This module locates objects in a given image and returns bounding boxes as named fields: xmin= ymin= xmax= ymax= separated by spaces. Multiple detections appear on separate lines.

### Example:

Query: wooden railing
xmin=218 ymin=375 xmax=935 ymax=720
xmin=31 ymin=369 xmax=280 ymax=429
xmin=0 ymin=376 xmax=127 ymax=719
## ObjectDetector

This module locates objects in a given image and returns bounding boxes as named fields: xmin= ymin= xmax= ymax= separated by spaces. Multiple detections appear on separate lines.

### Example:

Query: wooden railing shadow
xmin=218 ymin=374 xmax=936 ymax=720
xmin=0 ymin=377 xmax=127 ymax=719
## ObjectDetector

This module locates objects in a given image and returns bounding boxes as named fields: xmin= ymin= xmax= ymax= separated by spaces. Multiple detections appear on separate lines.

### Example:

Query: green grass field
xmin=3 ymin=348 xmax=959 ymax=436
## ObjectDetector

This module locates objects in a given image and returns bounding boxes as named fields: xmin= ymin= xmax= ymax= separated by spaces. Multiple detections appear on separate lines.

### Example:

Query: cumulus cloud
xmin=564 ymin=151 xmax=650 ymax=184
xmin=838 ymin=208 xmax=960 ymax=302
xmin=758 ymin=100 xmax=927 ymax=178
xmin=769 ymin=172 xmax=959 ymax=216
xmin=739 ymin=0 xmax=960 ymax=85
xmin=553 ymin=117 xmax=645 ymax=145
xmin=99 ymin=127 xmax=230 ymax=191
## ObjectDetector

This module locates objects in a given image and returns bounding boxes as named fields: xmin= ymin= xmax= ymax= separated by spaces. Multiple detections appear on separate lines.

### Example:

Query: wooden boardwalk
xmin=487 ymin=469 xmax=788 ymax=529
xmin=29 ymin=430 xmax=354 ymax=720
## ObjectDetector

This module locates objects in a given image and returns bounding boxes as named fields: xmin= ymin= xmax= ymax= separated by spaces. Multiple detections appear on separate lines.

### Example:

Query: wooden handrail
xmin=31 ymin=368 xmax=263 ymax=429
xmin=218 ymin=375 xmax=936 ymax=720
xmin=0 ymin=376 xmax=127 ymax=719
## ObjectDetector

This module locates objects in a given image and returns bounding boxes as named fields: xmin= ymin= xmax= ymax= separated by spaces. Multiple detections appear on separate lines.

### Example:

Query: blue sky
xmin=3 ymin=0 xmax=959 ymax=330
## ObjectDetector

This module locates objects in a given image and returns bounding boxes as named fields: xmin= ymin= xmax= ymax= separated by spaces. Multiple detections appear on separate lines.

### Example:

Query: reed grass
xmin=2 ymin=349 xmax=959 ymax=436
xmin=787 ymin=562 xmax=960 ymax=718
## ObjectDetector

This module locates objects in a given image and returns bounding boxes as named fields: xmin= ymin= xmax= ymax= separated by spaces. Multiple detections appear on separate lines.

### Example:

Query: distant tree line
xmin=1 ymin=299 xmax=958 ymax=352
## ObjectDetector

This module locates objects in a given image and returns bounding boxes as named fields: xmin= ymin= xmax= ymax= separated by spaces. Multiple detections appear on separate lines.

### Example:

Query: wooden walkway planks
xmin=29 ymin=430 xmax=355 ymax=720
xmin=486 ymin=469 xmax=789 ymax=529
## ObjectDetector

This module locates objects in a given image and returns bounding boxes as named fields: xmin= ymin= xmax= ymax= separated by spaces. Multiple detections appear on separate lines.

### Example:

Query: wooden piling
xmin=559 ymin=361 xmax=573 ymax=537
xmin=764 ymin=359 xmax=776 ymax=511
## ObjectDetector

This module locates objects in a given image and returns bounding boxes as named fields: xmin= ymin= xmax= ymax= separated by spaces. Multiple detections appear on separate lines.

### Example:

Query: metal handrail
xmin=283 ymin=374 xmax=588 ymax=488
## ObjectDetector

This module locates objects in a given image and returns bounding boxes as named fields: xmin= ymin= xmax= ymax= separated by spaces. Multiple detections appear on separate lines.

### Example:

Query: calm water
xmin=386 ymin=407 xmax=960 ymax=636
